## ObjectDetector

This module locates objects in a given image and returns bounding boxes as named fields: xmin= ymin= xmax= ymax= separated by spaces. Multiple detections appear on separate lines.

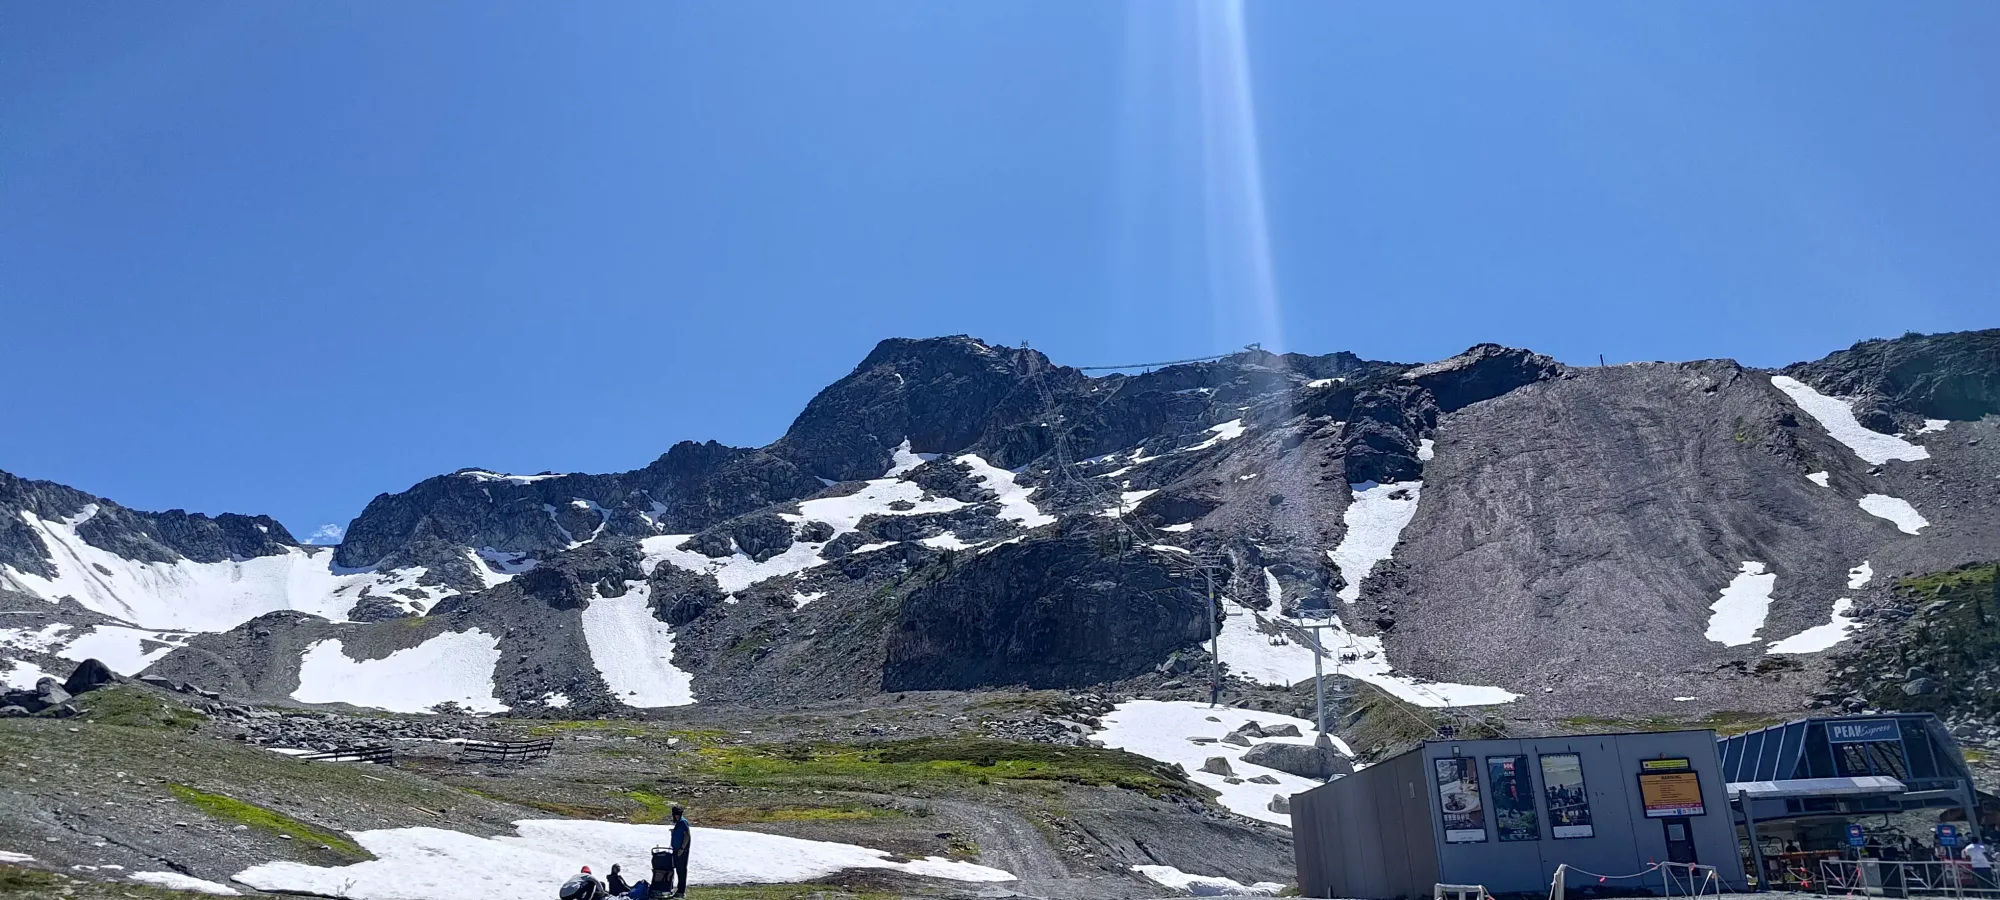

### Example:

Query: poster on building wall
xmin=1487 ymin=755 xmax=1540 ymax=841
xmin=1638 ymin=770 xmax=1706 ymax=817
xmin=1539 ymin=753 xmax=1595 ymax=839
xmin=1435 ymin=757 xmax=1487 ymax=843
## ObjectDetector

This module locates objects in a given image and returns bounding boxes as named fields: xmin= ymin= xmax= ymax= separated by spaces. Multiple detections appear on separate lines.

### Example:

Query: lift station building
xmin=1291 ymin=729 xmax=1748 ymax=899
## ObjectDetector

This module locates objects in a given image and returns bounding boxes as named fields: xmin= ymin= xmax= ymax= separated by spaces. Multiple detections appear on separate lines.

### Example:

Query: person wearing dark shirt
xmin=665 ymin=804 xmax=692 ymax=897
xmin=606 ymin=864 xmax=630 ymax=896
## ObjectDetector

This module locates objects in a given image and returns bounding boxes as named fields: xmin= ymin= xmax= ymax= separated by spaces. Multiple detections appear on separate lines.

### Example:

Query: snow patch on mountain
xmin=1770 ymin=376 xmax=1931 ymax=464
xmin=1094 ymin=700 xmax=1337 ymax=825
xmin=1182 ymin=419 xmax=1247 ymax=453
xmin=955 ymin=454 xmax=1055 ymax=529
xmin=57 ymin=626 xmax=190 ymax=675
xmin=1767 ymin=598 xmax=1860 ymax=655
xmin=472 ymin=548 xmax=537 ymax=589
xmin=1914 ymin=419 xmax=1950 ymax=435
xmin=456 ymin=470 xmax=569 ymax=484
xmin=291 ymin=630 xmax=507 ymax=714
xmin=1132 ymin=865 xmax=1284 ymax=896
xmin=883 ymin=439 xmax=937 ymax=478
xmin=580 ymin=583 xmax=694 ymax=708
xmin=1327 ymin=481 xmax=1423 ymax=603
xmin=2 ymin=659 xmax=49 ymax=690
xmin=1806 ymin=471 xmax=1831 ymax=487
xmin=1848 ymin=561 xmax=1874 ymax=589
xmin=233 ymin=819 xmax=1015 ymax=900
xmin=0 ymin=508 xmax=448 ymax=632
xmin=0 ymin=623 xmax=72 ymax=654
xmin=1098 ymin=489 xmax=1158 ymax=518
xmin=1858 ymin=494 xmax=1928 ymax=535
xmin=1704 ymin=561 xmax=1776 ymax=647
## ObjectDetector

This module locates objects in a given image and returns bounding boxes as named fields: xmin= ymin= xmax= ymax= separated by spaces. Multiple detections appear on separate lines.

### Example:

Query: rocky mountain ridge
xmin=2 ymin=329 xmax=1996 ymax=733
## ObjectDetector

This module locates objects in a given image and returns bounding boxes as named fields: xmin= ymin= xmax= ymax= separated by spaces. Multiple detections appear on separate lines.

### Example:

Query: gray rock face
xmin=0 ymin=470 xmax=297 ymax=579
xmin=1200 ymin=757 xmax=1235 ymax=776
xmin=1402 ymin=343 xmax=1565 ymax=413
xmin=1240 ymin=742 xmax=1353 ymax=780
xmin=882 ymin=534 xmax=1208 ymax=691
xmin=1783 ymin=328 xmax=2000 ymax=424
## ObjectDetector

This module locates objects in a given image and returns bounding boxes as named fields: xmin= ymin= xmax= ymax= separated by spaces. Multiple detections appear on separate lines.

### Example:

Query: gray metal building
xmin=1292 ymin=730 xmax=1749 ymax=899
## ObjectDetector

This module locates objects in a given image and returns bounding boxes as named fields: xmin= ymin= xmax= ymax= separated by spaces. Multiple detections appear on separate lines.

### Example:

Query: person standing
xmin=1967 ymin=835 xmax=1993 ymax=889
xmin=667 ymin=804 xmax=693 ymax=897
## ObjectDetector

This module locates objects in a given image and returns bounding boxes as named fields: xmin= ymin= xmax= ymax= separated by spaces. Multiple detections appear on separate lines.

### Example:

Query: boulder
xmin=1267 ymin=794 xmax=1291 ymax=815
xmin=1200 ymin=757 xmax=1235 ymax=776
xmin=1261 ymin=724 xmax=1302 ymax=738
xmin=1221 ymin=733 xmax=1253 ymax=748
xmin=33 ymin=677 xmax=71 ymax=710
xmin=1248 ymin=774 xmax=1280 ymax=785
xmin=0 ymin=705 xmax=27 ymax=718
xmin=1904 ymin=678 xmax=1943 ymax=697
xmin=62 ymin=659 xmax=117 ymax=696
xmin=1241 ymin=741 xmax=1353 ymax=780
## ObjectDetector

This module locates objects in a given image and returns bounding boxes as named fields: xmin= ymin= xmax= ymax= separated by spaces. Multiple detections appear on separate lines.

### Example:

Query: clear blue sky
xmin=4 ymin=2 xmax=1996 ymax=541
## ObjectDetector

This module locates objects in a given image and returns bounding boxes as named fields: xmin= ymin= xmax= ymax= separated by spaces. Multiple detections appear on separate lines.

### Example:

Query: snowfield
xmin=1770 ymin=376 xmax=1931 ymax=464
xmin=1216 ymin=583 xmax=1515 ymax=707
xmin=579 ymin=584 xmax=694 ymax=708
xmin=1704 ymin=561 xmax=1776 ymax=647
xmin=232 ymin=819 xmax=1014 ymax=900
xmin=644 ymin=451 xmax=1054 ymax=595
xmin=1093 ymin=700 xmax=1336 ymax=825
xmin=1858 ymin=494 xmax=1929 ymax=535
xmin=1132 ymin=864 xmax=1284 ymax=896
xmin=0 ymin=507 xmax=449 ymax=631
xmin=129 ymin=872 xmax=239 ymax=895
xmin=1327 ymin=481 xmax=1423 ymax=603
xmin=1767 ymin=598 xmax=1860 ymax=655
xmin=292 ymin=630 xmax=507 ymax=714
xmin=56 ymin=626 xmax=191 ymax=675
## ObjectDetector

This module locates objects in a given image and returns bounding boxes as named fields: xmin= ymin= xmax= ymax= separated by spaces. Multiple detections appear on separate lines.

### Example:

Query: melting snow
xmin=1858 ymin=494 xmax=1928 ymax=535
xmin=921 ymin=533 xmax=972 ymax=550
xmin=792 ymin=591 xmax=826 ymax=606
xmin=0 ymin=508 xmax=447 ymax=632
xmin=1770 ymin=376 xmax=1931 ymax=464
xmin=956 ymin=454 xmax=1057 ymax=529
xmin=456 ymin=471 xmax=569 ymax=484
xmin=56 ymin=626 xmax=190 ymax=675
xmin=1767 ymin=599 xmax=1860 ymax=655
xmin=0 ymin=851 xmax=34 ymax=864
xmin=292 ymin=630 xmax=507 ymax=714
xmin=883 ymin=439 xmax=938 ymax=478
xmin=1094 ymin=700 xmax=1335 ymax=825
xmin=1160 ymin=523 xmax=1194 ymax=533
xmin=1182 ymin=419 xmax=1247 ymax=453
xmin=1 ymin=659 xmax=48 ymax=690
xmin=580 ymin=584 xmax=694 ymax=708
xmin=233 ymin=819 xmax=1014 ymax=900
xmin=1326 ymin=481 xmax=1423 ymax=603
xmin=0 ymin=623 xmax=73 ymax=654
xmin=539 ymin=693 xmax=571 ymax=709
xmin=1914 ymin=419 xmax=1950 ymax=435
xmin=129 ymin=872 xmax=239 ymax=895
xmin=1132 ymin=864 xmax=1284 ymax=896
xmin=472 ymin=549 xmax=538 ymax=589
xmin=1704 ymin=562 xmax=1776 ymax=647
xmin=1848 ymin=561 xmax=1874 ymax=589
xmin=1806 ymin=471 xmax=1831 ymax=487
xmin=1098 ymin=489 xmax=1158 ymax=518
xmin=1305 ymin=377 xmax=1344 ymax=389
xmin=1417 ymin=439 xmax=1436 ymax=462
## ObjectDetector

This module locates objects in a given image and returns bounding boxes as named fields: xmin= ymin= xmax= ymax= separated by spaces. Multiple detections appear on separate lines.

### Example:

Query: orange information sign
xmin=1638 ymin=771 xmax=1705 ymax=817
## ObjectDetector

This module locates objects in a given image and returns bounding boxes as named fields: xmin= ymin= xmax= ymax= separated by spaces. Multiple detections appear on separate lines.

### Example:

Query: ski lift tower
xmin=1296 ymin=603 xmax=1341 ymax=739
xmin=1161 ymin=550 xmax=1226 ymax=707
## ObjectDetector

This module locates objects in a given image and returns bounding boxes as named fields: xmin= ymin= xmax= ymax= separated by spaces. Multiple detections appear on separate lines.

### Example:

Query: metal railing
xmin=1662 ymin=862 xmax=1722 ymax=899
xmin=1819 ymin=859 xmax=2000 ymax=898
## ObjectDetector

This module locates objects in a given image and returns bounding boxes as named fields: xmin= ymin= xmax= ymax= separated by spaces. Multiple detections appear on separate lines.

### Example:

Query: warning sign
xmin=1638 ymin=771 xmax=1705 ymax=818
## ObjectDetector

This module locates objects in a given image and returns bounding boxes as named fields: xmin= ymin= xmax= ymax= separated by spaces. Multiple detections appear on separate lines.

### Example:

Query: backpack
xmin=559 ymin=874 xmax=598 ymax=900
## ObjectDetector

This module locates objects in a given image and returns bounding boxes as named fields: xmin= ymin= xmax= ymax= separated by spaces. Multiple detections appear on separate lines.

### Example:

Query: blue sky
xmin=4 ymin=2 xmax=1996 ymax=541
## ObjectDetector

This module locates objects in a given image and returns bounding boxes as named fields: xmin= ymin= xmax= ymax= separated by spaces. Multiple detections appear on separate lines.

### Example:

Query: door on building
xmin=1663 ymin=817 xmax=1698 ymax=864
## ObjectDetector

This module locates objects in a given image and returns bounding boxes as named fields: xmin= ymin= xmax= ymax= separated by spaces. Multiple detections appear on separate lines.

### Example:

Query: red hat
xmin=581 ymin=867 xmax=592 ymax=874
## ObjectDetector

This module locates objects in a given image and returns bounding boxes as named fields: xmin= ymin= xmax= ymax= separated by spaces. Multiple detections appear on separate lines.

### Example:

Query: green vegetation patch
xmin=169 ymin=784 xmax=370 ymax=860
xmin=0 ymin=865 xmax=223 ymax=900
xmin=700 ymin=805 xmax=901 ymax=826
xmin=1559 ymin=710 xmax=1783 ymax=737
xmin=1837 ymin=562 xmax=2000 ymax=716
xmin=690 ymin=737 xmax=1197 ymax=798
xmin=73 ymin=686 xmax=206 ymax=731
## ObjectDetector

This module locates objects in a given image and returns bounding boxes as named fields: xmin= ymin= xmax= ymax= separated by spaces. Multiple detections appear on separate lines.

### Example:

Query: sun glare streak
xmin=1195 ymin=0 xmax=1283 ymax=354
